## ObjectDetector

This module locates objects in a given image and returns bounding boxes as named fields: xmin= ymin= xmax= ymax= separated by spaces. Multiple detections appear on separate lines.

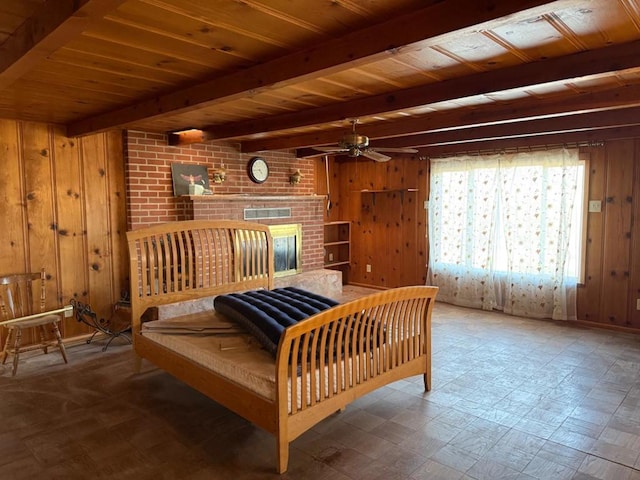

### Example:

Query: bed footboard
xmin=274 ymin=285 xmax=437 ymax=473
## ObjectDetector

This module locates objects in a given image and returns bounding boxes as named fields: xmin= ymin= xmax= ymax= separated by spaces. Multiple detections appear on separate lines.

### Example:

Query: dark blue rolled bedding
xmin=213 ymin=287 xmax=339 ymax=356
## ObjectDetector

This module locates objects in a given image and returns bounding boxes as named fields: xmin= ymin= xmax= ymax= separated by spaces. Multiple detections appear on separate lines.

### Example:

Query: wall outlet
xmin=637 ymin=298 xmax=640 ymax=310
xmin=366 ymin=264 xmax=372 ymax=273
xmin=588 ymin=200 xmax=602 ymax=213
xmin=328 ymin=253 xmax=334 ymax=262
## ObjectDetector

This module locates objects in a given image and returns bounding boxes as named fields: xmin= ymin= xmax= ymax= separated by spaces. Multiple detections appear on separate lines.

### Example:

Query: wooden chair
xmin=0 ymin=269 xmax=69 ymax=376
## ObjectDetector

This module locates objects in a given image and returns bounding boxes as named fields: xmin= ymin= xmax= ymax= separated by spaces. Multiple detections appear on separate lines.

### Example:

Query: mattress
xmin=142 ymin=310 xmax=277 ymax=401
xmin=142 ymin=316 xmax=369 ymax=413
xmin=140 ymin=289 xmax=383 ymax=411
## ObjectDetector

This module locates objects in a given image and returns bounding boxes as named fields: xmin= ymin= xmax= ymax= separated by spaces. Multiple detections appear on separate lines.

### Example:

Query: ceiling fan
xmin=313 ymin=119 xmax=418 ymax=162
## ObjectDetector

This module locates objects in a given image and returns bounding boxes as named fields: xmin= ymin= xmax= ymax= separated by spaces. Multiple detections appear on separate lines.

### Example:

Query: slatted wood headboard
xmin=126 ymin=220 xmax=274 ymax=335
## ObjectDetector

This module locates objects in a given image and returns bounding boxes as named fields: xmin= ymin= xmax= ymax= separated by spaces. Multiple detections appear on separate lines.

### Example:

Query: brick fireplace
xmin=177 ymin=194 xmax=325 ymax=271
xmin=124 ymin=130 xmax=326 ymax=274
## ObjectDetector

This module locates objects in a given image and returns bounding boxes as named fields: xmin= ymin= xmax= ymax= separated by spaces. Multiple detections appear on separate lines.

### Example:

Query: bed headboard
xmin=126 ymin=220 xmax=274 ymax=333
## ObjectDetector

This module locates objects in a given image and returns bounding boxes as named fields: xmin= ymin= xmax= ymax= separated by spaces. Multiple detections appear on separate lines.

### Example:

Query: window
xmin=428 ymin=148 xmax=585 ymax=320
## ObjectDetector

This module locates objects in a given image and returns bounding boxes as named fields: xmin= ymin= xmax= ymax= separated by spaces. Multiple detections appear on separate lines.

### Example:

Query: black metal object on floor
xmin=70 ymin=299 xmax=132 ymax=351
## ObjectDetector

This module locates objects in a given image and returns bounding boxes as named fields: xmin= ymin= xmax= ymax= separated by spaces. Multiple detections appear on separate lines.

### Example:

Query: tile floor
xmin=1 ymin=287 xmax=640 ymax=479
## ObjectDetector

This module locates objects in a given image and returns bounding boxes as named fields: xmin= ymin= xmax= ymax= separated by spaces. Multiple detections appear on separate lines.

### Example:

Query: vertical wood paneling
xmin=82 ymin=135 xmax=117 ymax=322
xmin=0 ymin=120 xmax=27 ymax=271
xmin=600 ymin=140 xmax=634 ymax=327
xmin=417 ymin=163 xmax=428 ymax=285
xmin=628 ymin=140 xmax=640 ymax=327
xmin=342 ymin=160 xmax=359 ymax=280
xmin=400 ymin=190 xmax=419 ymax=286
xmin=357 ymin=191 xmax=376 ymax=285
xmin=387 ymin=163 xmax=405 ymax=287
xmin=52 ymin=127 xmax=91 ymax=338
xmin=21 ymin=122 xmax=58 ymax=285
xmin=382 ymin=191 xmax=402 ymax=287
xmin=578 ymin=148 xmax=606 ymax=322
xmin=330 ymin=156 xmax=427 ymax=288
xmin=359 ymin=161 xmax=378 ymax=286
xmin=106 ymin=132 xmax=127 ymax=302
xmin=21 ymin=123 xmax=58 ymax=345
xmin=576 ymin=140 xmax=640 ymax=328
xmin=0 ymin=119 xmax=127 ymax=348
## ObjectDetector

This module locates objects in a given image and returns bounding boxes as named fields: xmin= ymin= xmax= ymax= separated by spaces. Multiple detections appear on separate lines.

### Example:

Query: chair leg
xmin=11 ymin=328 xmax=22 ymax=376
xmin=51 ymin=322 xmax=68 ymax=364
xmin=1 ymin=328 xmax=12 ymax=365
xmin=39 ymin=325 xmax=49 ymax=354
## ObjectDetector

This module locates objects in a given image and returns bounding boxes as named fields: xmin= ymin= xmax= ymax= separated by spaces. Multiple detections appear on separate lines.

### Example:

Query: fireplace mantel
xmin=185 ymin=194 xmax=326 ymax=203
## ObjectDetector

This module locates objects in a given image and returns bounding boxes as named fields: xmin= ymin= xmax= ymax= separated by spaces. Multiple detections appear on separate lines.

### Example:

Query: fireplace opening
xmin=268 ymin=224 xmax=302 ymax=277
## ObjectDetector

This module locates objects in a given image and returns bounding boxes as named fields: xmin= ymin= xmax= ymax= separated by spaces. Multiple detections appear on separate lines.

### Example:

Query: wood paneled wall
xmin=315 ymin=156 xmax=429 ymax=288
xmin=319 ymin=139 xmax=640 ymax=329
xmin=578 ymin=140 xmax=640 ymax=329
xmin=0 ymin=120 xmax=128 ymax=346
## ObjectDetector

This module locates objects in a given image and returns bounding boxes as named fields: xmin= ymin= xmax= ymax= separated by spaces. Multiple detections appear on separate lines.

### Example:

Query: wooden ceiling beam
xmin=66 ymin=0 xmax=561 ymax=137
xmin=356 ymin=85 xmax=640 ymax=141
xmin=240 ymin=38 xmax=640 ymax=152
xmin=294 ymin=106 xmax=640 ymax=157
xmin=375 ymin=106 xmax=640 ymax=148
xmin=305 ymin=84 xmax=640 ymax=149
xmin=0 ymin=0 xmax=127 ymax=91
xmin=420 ymin=125 xmax=640 ymax=157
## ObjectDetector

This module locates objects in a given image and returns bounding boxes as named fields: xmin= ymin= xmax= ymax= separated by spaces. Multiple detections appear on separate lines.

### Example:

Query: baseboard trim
xmin=572 ymin=319 xmax=640 ymax=335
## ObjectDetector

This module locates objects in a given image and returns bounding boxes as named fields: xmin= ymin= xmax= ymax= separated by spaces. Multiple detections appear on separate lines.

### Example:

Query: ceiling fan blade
xmin=371 ymin=147 xmax=419 ymax=154
xmin=297 ymin=150 xmax=332 ymax=158
xmin=314 ymin=146 xmax=348 ymax=152
xmin=361 ymin=150 xmax=391 ymax=162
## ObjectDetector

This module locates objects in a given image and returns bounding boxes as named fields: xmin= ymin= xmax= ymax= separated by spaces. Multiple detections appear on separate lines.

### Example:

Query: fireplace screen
xmin=268 ymin=224 xmax=302 ymax=277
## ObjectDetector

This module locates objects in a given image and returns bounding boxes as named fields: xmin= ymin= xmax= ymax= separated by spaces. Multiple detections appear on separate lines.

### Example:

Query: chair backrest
xmin=0 ymin=269 xmax=45 ymax=323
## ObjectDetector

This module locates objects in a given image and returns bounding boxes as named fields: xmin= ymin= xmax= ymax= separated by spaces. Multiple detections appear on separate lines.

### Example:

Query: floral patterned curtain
xmin=427 ymin=148 xmax=581 ymax=320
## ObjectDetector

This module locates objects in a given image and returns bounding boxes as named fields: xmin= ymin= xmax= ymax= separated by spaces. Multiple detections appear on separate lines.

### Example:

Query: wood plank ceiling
xmin=2 ymin=0 xmax=640 ymax=157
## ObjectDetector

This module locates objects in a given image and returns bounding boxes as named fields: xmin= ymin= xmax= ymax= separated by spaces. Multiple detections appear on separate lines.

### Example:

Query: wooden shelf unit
xmin=323 ymin=221 xmax=351 ymax=282
xmin=358 ymin=188 xmax=419 ymax=205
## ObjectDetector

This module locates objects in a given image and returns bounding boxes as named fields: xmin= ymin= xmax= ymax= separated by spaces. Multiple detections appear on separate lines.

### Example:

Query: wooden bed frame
xmin=126 ymin=220 xmax=438 ymax=473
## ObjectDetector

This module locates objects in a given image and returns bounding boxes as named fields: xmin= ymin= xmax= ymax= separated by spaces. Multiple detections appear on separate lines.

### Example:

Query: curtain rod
xmin=427 ymin=141 xmax=604 ymax=160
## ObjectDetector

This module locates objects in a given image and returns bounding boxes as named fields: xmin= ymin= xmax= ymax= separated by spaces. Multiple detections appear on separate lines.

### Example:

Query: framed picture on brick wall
xmin=171 ymin=163 xmax=210 ymax=196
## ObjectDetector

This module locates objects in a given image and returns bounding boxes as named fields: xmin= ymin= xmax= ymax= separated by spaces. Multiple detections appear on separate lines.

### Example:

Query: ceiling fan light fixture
xmin=348 ymin=146 xmax=360 ymax=157
xmin=341 ymin=133 xmax=369 ymax=148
